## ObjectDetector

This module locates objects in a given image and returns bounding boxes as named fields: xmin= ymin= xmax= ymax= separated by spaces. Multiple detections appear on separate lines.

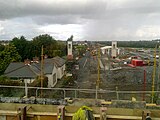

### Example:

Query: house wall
xmin=24 ymin=78 xmax=35 ymax=83
xmin=57 ymin=64 xmax=65 ymax=80
xmin=47 ymin=66 xmax=57 ymax=88
xmin=101 ymin=48 xmax=111 ymax=55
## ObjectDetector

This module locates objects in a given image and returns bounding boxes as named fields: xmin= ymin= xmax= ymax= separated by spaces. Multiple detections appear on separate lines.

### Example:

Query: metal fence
xmin=0 ymin=85 xmax=160 ymax=103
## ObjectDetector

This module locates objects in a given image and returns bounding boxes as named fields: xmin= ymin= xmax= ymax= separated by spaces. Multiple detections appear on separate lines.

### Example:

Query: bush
xmin=62 ymin=76 xmax=74 ymax=86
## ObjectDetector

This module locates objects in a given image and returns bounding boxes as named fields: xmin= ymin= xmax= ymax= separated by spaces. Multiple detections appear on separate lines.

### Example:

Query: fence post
xmin=116 ymin=86 xmax=119 ymax=100
xmin=142 ymin=110 xmax=151 ymax=120
xmin=63 ymin=90 xmax=66 ymax=99
xmin=75 ymin=90 xmax=77 ymax=98
xmin=57 ymin=106 xmax=65 ymax=120
xmin=17 ymin=106 xmax=27 ymax=120
xmin=100 ymin=107 xmax=107 ymax=120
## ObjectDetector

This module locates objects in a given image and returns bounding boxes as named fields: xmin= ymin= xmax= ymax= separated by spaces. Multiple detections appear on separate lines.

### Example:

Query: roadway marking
xmin=83 ymin=58 xmax=88 ymax=68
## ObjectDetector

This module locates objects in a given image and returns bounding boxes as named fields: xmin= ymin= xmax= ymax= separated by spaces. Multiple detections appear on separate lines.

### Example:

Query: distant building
xmin=0 ymin=41 xmax=9 ymax=46
xmin=67 ymin=36 xmax=73 ymax=60
xmin=101 ymin=41 xmax=119 ymax=58
xmin=111 ymin=41 xmax=117 ymax=58
xmin=100 ymin=46 xmax=112 ymax=55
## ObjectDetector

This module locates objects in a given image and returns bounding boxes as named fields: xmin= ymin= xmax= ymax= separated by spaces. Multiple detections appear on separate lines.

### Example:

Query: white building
xmin=111 ymin=41 xmax=117 ymax=58
xmin=52 ymin=56 xmax=66 ymax=80
xmin=101 ymin=41 xmax=119 ymax=58
xmin=101 ymin=46 xmax=112 ymax=55
xmin=67 ymin=36 xmax=73 ymax=60
xmin=45 ymin=65 xmax=57 ymax=88
xmin=36 ymin=58 xmax=58 ymax=88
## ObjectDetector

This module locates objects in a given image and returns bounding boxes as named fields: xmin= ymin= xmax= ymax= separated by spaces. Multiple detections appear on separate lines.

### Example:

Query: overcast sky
xmin=0 ymin=0 xmax=160 ymax=41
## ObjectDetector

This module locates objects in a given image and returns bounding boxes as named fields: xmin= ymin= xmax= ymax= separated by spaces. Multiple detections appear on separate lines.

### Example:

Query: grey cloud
xmin=31 ymin=15 xmax=86 ymax=25
xmin=1 ymin=0 xmax=160 ymax=40
xmin=82 ymin=0 xmax=160 ymax=40
xmin=0 ymin=0 xmax=107 ymax=20
xmin=0 ymin=0 xmax=108 ymax=25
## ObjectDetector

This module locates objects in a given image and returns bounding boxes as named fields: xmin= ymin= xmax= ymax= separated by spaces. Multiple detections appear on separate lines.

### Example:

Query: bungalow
xmin=4 ymin=62 xmax=38 ymax=83
xmin=52 ymin=56 xmax=66 ymax=80
xmin=43 ymin=58 xmax=57 ymax=87
xmin=4 ymin=59 xmax=57 ymax=88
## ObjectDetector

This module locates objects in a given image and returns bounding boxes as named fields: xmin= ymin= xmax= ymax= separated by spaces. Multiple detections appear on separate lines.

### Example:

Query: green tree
xmin=11 ymin=36 xmax=30 ymax=61
xmin=0 ymin=44 xmax=5 ymax=51
xmin=9 ymin=34 xmax=67 ymax=61
xmin=0 ymin=44 xmax=21 ymax=75
xmin=32 ymin=34 xmax=57 ymax=58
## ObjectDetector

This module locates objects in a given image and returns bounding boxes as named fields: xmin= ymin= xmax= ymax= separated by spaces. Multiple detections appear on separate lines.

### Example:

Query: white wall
xmin=101 ymin=48 xmax=111 ymax=55
xmin=24 ymin=78 xmax=35 ymax=83
xmin=47 ymin=66 xmax=57 ymax=88
xmin=57 ymin=64 xmax=65 ymax=79
xmin=112 ymin=41 xmax=117 ymax=58
xmin=47 ymin=63 xmax=66 ymax=87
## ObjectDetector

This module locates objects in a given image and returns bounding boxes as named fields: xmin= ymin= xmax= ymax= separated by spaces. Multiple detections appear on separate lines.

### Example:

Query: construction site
xmin=1 ymin=41 xmax=160 ymax=120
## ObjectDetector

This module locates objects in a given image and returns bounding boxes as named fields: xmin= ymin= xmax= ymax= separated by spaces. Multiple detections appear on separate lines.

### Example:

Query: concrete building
xmin=100 ymin=46 xmax=112 ymax=55
xmin=111 ymin=41 xmax=117 ymax=58
xmin=101 ymin=41 xmax=119 ymax=58
xmin=67 ymin=36 xmax=73 ymax=60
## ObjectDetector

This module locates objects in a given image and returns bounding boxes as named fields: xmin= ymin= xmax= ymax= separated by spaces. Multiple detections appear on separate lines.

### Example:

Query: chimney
xmin=24 ymin=59 xmax=31 ymax=65
xmin=33 ymin=57 xmax=39 ymax=63
xmin=44 ymin=54 xmax=48 ymax=59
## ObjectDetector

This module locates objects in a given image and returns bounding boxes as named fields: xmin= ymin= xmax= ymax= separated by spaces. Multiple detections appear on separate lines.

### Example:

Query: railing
xmin=0 ymin=85 xmax=160 ymax=103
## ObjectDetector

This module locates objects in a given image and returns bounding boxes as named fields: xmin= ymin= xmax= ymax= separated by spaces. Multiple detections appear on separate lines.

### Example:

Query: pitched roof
xmin=4 ymin=63 xmax=39 ymax=78
xmin=4 ymin=60 xmax=55 ymax=78
xmin=52 ymin=56 xmax=65 ymax=67
xmin=43 ymin=59 xmax=55 ymax=74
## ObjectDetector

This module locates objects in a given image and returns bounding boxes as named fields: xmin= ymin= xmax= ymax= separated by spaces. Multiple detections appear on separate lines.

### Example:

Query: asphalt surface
xmin=76 ymin=51 xmax=98 ymax=89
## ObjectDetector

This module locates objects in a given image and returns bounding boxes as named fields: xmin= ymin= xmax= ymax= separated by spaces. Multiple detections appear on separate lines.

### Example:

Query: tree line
xmin=99 ymin=40 xmax=159 ymax=48
xmin=0 ymin=34 xmax=67 ymax=75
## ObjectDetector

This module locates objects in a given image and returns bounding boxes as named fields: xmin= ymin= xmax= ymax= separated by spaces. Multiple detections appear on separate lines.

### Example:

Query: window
xmin=69 ymin=44 xmax=71 ymax=49
xmin=113 ymin=44 xmax=115 ymax=49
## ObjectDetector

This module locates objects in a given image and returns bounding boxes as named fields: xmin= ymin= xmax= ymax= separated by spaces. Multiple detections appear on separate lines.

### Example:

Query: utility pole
xmin=96 ymin=45 xmax=100 ymax=99
xmin=157 ymin=45 xmax=160 ymax=92
xmin=24 ymin=79 xmax=28 ymax=97
xmin=151 ymin=46 xmax=157 ymax=103
xmin=156 ymin=45 xmax=160 ymax=99
xmin=143 ymin=67 xmax=146 ymax=101
xmin=41 ymin=45 xmax=44 ymax=98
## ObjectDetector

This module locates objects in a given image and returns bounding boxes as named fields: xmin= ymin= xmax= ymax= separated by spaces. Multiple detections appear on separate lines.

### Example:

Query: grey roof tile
xmin=4 ymin=60 xmax=55 ymax=78
xmin=52 ymin=56 xmax=65 ymax=67
xmin=4 ymin=63 xmax=38 ymax=78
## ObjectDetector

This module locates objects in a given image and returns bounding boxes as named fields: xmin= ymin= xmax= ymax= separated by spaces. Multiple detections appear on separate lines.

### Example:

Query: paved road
xmin=76 ymin=51 xmax=97 ymax=89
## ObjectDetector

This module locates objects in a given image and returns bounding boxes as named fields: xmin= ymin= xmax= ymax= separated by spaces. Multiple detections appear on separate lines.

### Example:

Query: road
xmin=76 ymin=51 xmax=97 ymax=89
